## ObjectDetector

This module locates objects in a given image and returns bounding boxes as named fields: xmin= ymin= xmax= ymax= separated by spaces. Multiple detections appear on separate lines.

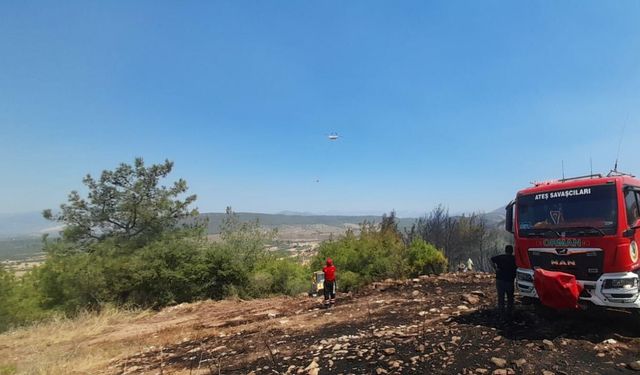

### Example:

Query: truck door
xmin=624 ymin=187 xmax=640 ymax=266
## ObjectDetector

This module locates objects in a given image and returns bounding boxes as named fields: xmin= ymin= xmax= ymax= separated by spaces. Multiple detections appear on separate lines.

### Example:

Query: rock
xmin=542 ymin=371 xmax=555 ymax=375
xmin=308 ymin=369 xmax=319 ymax=375
xmin=389 ymin=360 xmax=401 ymax=368
xmin=332 ymin=344 xmax=342 ymax=351
xmin=490 ymin=357 xmax=507 ymax=368
xmin=476 ymin=369 xmax=489 ymax=374
xmin=629 ymin=361 xmax=640 ymax=371
xmin=383 ymin=347 xmax=396 ymax=355
xmin=412 ymin=290 xmax=421 ymax=297
xmin=376 ymin=368 xmax=388 ymax=374
xmin=457 ymin=305 xmax=470 ymax=311
xmin=542 ymin=339 xmax=555 ymax=350
xmin=603 ymin=338 xmax=618 ymax=345
xmin=462 ymin=293 xmax=480 ymax=305
xmin=513 ymin=358 xmax=526 ymax=368
xmin=211 ymin=345 xmax=227 ymax=352
xmin=304 ymin=360 xmax=319 ymax=371
xmin=597 ymin=352 xmax=606 ymax=358
xmin=492 ymin=370 xmax=515 ymax=375
xmin=471 ymin=290 xmax=486 ymax=297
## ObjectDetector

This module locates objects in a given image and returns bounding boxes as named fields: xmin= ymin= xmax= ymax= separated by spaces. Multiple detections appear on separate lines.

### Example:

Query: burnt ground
xmin=108 ymin=273 xmax=640 ymax=375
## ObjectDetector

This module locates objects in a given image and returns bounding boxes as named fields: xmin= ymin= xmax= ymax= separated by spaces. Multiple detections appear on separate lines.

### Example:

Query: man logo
xmin=551 ymin=260 xmax=576 ymax=267
xmin=550 ymin=210 xmax=562 ymax=224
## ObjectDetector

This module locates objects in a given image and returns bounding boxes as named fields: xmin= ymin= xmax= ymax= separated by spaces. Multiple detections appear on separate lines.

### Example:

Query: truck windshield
xmin=517 ymin=184 xmax=618 ymax=236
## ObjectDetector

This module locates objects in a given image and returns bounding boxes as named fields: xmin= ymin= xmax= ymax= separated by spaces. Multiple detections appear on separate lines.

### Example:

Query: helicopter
xmin=327 ymin=132 xmax=339 ymax=141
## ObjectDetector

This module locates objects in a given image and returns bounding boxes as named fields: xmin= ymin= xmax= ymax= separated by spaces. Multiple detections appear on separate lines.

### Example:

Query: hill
xmin=0 ymin=212 xmax=59 ymax=238
xmin=198 ymin=212 xmax=418 ymax=236
xmin=1 ymin=272 xmax=638 ymax=374
xmin=0 ymin=237 xmax=44 ymax=261
xmin=199 ymin=212 xmax=384 ymax=234
xmin=0 ymin=210 xmax=506 ymax=260
xmin=0 ymin=209 xmax=506 ymax=238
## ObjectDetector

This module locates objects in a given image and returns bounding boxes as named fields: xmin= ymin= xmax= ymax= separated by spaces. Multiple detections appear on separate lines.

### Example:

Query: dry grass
xmin=0 ymin=307 xmax=151 ymax=375
xmin=0 ymin=295 xmax=317 ymax=374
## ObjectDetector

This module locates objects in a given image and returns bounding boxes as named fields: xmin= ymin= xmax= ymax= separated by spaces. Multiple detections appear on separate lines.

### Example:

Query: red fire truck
xmin=505 ymin=172 xmax=640 ymax=309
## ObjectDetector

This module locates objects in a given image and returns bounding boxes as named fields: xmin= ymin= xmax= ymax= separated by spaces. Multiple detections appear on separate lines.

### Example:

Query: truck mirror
xmin=505 ymin=201 xmax=515 ymax=233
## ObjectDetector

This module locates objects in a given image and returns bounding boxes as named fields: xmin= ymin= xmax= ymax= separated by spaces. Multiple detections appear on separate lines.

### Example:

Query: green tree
xmin=43 ymin=158 xmax=198 ymax=250
xmin=34 ymin=159 xmax=205 ymax=313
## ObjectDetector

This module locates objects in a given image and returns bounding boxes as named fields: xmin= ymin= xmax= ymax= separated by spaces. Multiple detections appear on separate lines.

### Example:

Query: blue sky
xmin=1 ymin=1 xmax=640 ymax=216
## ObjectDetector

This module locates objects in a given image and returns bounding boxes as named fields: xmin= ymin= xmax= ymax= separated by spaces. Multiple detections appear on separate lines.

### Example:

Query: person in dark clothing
xmin=491 ymin=245 xmax=517 ymax=317
xmin=323 ymin=258 xmax=336 ymax=308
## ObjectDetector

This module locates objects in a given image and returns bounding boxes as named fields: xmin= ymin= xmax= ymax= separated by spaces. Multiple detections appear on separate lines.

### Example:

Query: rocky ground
xmin=104 ymin=273 xmax=640 ymax=375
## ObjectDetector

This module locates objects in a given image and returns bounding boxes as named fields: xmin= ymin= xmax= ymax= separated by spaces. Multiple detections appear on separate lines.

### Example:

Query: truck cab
xmin=506 ymin=173 xmax=640 ymax=309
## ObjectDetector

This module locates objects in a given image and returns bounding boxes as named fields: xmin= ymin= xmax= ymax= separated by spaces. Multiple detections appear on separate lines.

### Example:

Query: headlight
xmin=603 ymin=278 xmax=638 ymax=290
xmin=631 ymin=241 xmax=639 ymax=263
xmin=517 ymin=271 xmax=533 ymax=282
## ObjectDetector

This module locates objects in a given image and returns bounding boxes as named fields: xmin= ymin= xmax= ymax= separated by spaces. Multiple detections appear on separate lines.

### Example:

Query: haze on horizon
xmin=1 ymin=1 xmax=640 ymax=216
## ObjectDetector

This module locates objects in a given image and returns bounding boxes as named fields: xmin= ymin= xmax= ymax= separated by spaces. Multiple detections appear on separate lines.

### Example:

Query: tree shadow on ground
xmin=453 ymin=303 xmax=640 ymax=343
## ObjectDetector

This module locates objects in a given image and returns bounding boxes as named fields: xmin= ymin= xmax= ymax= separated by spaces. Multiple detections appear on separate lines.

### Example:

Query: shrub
xmin=311 ymin=219 xmax=409 ymax=291
xmin=310 ymin=214 xmax=449 ymax=291
xmin=0 ymin=265 xmax=50 ymax=331
xmin=201 ymin=245 xmax=251 ymax=300
xmin=407 ymin=238 xmax=448 ymax=276
xmin=253 ymin=257 xmax=308 ymax=296
xmin=35 ymin=252 xmax=107 ymax=313
xmin=0 ymin=364 xmax=16 ymax=375
xmin=338 ymin=271 xmax=364 ymax=292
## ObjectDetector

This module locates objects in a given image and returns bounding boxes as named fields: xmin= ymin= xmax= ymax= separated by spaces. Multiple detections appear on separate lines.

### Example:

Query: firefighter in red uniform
xmin=323 ymin=258 xmax=336 ymax=308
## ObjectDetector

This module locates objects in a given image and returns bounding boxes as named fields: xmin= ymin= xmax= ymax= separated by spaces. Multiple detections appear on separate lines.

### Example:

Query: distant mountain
xmin=0 ymin=212 xmax=59 ymax=238
xmin=276 ymin=211 xmax=317 ymax=216
xmin=480 ymin=206 xmax=507 ymax=226
xmin=198 ymin=212 xmax=384 ymax=234
xmin=0 ymin=208 xmax=507 ymax=238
